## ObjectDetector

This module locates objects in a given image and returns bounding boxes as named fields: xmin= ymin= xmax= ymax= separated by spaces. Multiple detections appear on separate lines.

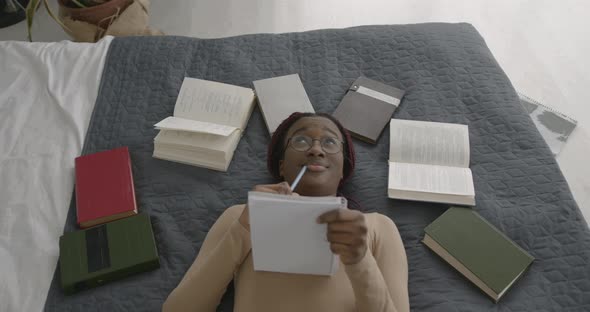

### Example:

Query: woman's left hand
xmin=317 ymin=209 xmax=368 ymax=265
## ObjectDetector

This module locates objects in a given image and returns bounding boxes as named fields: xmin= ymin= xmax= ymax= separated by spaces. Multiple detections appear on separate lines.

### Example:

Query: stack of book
xmin=153 ymin=78 xmax=256 ymax=172
xmin=59 ymin=147 xmax=160 ymax=294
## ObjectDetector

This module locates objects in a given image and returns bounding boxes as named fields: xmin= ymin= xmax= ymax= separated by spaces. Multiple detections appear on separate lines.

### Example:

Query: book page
xmin=248 ymin=192 xmax=346 ymax=276
xmin=389 ymin=162 xmax=475 ymax=196
xmin=154 ymin=131 xmax=242 ymax=172
xmin=153 ymin=147 xmax=228 ymax=171
xmin=154 ymin=117 xmax=237 ymax=136
xmin=154 ymin=130 xmax=239 ymax=154
xmin=173 ymin=78 xmax=255 ymax=129
xmin=389 ymin=119 xmax=470 ymax=167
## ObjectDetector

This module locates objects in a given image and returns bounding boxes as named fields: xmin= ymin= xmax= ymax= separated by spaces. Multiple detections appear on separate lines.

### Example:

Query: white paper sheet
xmin=389 ymin=119 xmax=470 ymax=168
xmin=154 ymin=116 xmax=238 ymax=136
xmin=247 ymin=192 xmax=346 ymax=276
xmin=389 ymin=162 xmax=475 ymax=196
xmin=173 ymin=77 xmax=255 ymax=129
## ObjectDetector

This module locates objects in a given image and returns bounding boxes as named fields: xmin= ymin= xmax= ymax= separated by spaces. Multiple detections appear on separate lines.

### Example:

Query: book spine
xmin=63 ymin=259 xmax=160 ymax=295
xmin=126 ymin=149 xmax=138 ymax=213
xmin=74 ymin=158 xmax=83 ymax=227
xmin=349 ymin=131 xmax=377 ymax=144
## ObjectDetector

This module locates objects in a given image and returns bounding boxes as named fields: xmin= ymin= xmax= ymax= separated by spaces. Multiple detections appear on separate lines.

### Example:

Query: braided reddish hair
xmin=266 ymin=112 xmax=356 ymax=188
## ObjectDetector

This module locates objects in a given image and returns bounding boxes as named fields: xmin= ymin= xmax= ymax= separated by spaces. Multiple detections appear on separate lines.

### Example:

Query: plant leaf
xmin=70 ymin=0 xmax=88 ymax=8
xmin=26 ymin=0 xmax=41 ymax=41
xmin=44 ymin=0 xmax=72 ymax=34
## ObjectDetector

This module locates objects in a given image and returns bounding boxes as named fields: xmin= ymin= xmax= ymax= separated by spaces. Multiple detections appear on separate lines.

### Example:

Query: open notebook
xmin=388 ymin=119 xmax=475 ymax=206
xmin=153 ymin=78 xmax=256 ymax=171
xmin=248 ymin=192 xmax=346 ymax=276
xmin=518 ymin=93 xmax=577 ymax=156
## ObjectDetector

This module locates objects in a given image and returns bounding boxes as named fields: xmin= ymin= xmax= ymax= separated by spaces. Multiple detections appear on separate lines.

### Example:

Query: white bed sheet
xmin=0 ymin=36 xmax=112 ymax=312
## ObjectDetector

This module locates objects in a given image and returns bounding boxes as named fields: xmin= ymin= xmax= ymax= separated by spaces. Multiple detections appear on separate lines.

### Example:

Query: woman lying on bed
xmin=163 ymin=112 xmax=409 ymax=312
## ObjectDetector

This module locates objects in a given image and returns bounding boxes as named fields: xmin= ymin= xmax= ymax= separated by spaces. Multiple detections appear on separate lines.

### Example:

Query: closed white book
xmin=153 ymin=78 xmax=256 ymax=171
xmin=253 ymin=74 xmax=315 ymax=134
xmin=248 ymin=192 xmax=347 ymax=276
xmin=388 ymin=119 xmax=475 ymax=206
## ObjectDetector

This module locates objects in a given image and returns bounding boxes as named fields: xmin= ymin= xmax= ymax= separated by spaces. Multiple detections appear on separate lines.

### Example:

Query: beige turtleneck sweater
xmin=163 ymin=204 xmax=409 ymax=312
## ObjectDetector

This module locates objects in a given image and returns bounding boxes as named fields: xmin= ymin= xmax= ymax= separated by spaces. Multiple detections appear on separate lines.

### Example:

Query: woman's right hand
xmin=239 ymin=182 xmax=295 ymax=231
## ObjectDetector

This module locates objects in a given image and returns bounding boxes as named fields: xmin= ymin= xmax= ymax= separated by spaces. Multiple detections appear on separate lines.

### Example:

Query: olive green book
xmin=423 ymin=207 xmax=534 ymax=302
xmin=59 ymin=213 xmax=160 ymax=294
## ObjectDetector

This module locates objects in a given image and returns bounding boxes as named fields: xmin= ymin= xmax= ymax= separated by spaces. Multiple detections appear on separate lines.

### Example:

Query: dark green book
xmin=423 ymin=207 xmax=534 ymax=302
xmin=59 ymin=213 xmax=160 ymax=294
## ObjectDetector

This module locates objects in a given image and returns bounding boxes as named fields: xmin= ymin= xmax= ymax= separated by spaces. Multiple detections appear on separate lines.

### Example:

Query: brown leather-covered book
xmin=332 ymin=77 xmax=405 ymax=144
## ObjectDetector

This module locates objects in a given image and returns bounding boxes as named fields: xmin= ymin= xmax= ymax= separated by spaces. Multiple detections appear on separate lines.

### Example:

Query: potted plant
xmin=23 ymin=0 xmax=132 ymax=41
xmin=0 ymin=0 xmax=30 ymax=29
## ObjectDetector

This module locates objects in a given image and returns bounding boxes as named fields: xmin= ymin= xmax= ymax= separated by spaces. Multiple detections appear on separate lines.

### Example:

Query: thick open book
xmin=388 ymin=119 xmax=475 ymax=206
xmin=153 ymin=78 xmax=256 ymax=171
xmin=248 ymin=192 xmax=347 ymax=276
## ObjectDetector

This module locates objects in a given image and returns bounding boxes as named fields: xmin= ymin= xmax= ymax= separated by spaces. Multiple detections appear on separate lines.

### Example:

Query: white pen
xmin=290 ymin=165 xmax=308 ymax=191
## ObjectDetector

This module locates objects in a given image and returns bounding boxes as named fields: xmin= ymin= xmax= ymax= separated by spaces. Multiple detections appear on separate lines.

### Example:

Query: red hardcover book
xmin=75 ymin=147 xmax=138 ymax=228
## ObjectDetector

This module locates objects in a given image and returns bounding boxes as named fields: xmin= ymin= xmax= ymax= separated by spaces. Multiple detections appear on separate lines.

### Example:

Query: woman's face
xmin=279 ymin=117 xmax=345 ymax=196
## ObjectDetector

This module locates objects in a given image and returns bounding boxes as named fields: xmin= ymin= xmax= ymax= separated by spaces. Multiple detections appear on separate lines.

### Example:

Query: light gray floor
xmin=2 ymin=0 xmax=589 ymax=224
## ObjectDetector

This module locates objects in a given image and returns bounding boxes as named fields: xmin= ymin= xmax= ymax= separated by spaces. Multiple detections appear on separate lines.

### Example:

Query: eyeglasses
xmin=285 ymin=135 xmax=344 ymax=154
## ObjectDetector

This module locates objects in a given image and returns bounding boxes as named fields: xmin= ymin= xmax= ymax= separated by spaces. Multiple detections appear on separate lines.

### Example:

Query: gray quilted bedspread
xmin=44 ymin=23 xmax=590 ymax=311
